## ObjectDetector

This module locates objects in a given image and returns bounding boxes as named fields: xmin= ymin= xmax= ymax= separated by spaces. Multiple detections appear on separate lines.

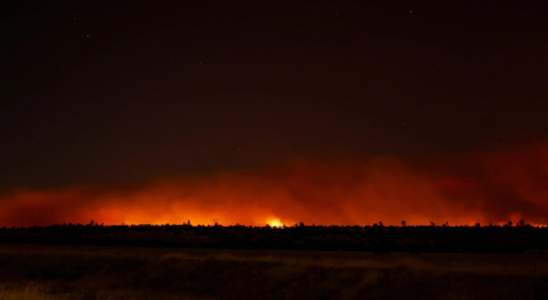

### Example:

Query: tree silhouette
xmin=3 ymin=220 xmax=548 ymax=254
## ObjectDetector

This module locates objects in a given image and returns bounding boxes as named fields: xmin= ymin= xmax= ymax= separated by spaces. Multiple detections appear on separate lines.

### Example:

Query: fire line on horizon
xmin=1 ymin=142 xmax=547 ymax=227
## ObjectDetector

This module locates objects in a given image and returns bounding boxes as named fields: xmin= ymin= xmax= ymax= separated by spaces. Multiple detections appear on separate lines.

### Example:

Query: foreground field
xmin=0 ymin=245 xmax=547 ymax=299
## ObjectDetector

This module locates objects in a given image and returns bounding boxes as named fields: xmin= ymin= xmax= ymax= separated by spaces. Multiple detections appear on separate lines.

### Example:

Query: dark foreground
xmin=0 ymin=246 xmax=547 ymax=300
xmin=2 ymin=223 xmax=547 ymax=254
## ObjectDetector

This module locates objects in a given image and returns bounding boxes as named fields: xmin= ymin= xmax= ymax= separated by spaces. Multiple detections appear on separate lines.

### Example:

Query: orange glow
xmin=266 ymin=217 xmax=284 ymax=228
xmin=1 ymin=141 xmax=548 ymax=227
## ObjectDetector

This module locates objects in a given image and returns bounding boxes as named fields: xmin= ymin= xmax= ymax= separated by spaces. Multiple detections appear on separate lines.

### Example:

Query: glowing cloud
xmin=1 ymin=141 xmax=548 ymax=227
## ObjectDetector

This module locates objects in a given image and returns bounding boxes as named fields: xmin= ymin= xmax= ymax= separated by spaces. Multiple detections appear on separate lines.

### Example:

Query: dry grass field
xmin=0 ymin=245 xmax=547 ymax=299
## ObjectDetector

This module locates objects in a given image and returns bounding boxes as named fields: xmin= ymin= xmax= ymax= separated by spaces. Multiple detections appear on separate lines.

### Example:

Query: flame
xmin=0 ymin=141 xmax=548 ymax=227
xmin=266 ymin=217 xmax=284 ymax=228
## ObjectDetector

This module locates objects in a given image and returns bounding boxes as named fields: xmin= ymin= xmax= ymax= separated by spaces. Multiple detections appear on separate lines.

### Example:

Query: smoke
xmin=1 ymin=141 xmax=548 ymax=227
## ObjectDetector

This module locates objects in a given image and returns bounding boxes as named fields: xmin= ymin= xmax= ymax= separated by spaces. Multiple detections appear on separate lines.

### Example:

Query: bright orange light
xmin=1 ymin=141 xmax=548 ymax=227
xmin=267 ymin=217 xmax=284 ymax=228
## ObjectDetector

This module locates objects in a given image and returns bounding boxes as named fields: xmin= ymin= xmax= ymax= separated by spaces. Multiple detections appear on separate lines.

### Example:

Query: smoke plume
xmin=1 ymin=141 xmax=548 ymax=227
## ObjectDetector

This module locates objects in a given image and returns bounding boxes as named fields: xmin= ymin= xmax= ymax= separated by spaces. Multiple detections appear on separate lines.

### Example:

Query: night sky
xmin=1 ymin=2 xmax=548 ymax=226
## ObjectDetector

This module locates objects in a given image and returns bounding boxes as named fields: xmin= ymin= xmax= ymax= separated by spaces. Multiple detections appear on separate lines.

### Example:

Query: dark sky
xmin=2 ymin=1 xmax=547 ymax=191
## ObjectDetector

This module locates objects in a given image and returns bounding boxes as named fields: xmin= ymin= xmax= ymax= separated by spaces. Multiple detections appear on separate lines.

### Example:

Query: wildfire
xmin=0 ymin=141 xmax=547 ymax=227
xmin=267 ymin=217 xmax=284 ymax=228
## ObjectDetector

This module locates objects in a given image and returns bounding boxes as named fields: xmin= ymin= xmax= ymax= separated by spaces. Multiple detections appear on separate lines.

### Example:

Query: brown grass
xmin=0 ymin=284 xmax=71 ymax=300
xmin=0 ymin=245 xmax=547 ymax=299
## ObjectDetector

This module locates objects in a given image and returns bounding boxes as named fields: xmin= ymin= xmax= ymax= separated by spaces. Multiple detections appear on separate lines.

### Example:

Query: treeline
xmin=0 ymin=221 xmax=546 ymax=253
